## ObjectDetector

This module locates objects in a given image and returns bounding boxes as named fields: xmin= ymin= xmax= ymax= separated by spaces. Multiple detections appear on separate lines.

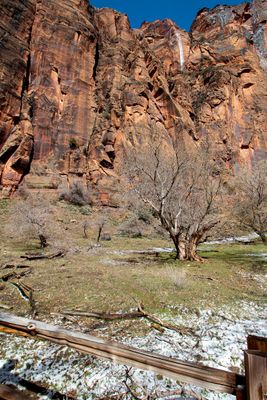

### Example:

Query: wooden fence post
xmin=245 ymin=336 xmax=267 ymax=400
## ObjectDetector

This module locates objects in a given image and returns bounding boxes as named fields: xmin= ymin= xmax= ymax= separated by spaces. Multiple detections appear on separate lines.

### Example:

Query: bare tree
xmin=7 ymin=194 xmax=53 ymax=248
xmin=97 ymin=220 xmax=105 ymax=243
xmin=82 ymin=220 xmax=90 ymax=238
xmin=124 ymin=139 xmax=221 ymax=261
xmin=231 ymin=160 xmax=267 ymax=243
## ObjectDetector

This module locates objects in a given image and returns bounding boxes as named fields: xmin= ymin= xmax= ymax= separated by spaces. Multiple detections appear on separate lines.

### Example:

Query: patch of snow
xmin=243 ymin=253 xmax=267 ymax=259
xmin=206 ymin=233 xmax=259 ymax=245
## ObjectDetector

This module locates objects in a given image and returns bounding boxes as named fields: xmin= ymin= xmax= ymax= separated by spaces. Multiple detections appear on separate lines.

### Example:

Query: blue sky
xmin=91 ymin=0 xmax=250 ymax=31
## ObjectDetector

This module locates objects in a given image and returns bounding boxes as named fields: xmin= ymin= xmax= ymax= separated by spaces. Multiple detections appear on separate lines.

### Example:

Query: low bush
xmin=59 ymin=182 xmax=92 ymax=206
xmin=165 ymin=267 xmax=186 ymax=289
xmin=118 ymin=217 xmax=143 ymax=238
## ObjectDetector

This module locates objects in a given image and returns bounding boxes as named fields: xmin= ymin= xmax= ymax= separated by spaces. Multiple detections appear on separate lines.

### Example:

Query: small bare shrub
xmin=165 ymin=267 xmax=186 ymax=289
xmin=6 ymin=194 xmax=53 ymax=248
xmin=59 ymin=182 xmax=92 ymax=206
xmin=16 ymin=181 xmax=30 ymax=200
xmin=118 ymin=217 xmax=143 ymax=238
xmin=136 ymin=207 xmax=153 ymax=224
xmin=82 ymin=220 xmax=90 ymax=238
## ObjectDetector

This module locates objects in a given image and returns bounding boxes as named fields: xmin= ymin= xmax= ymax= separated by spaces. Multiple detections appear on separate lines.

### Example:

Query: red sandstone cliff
xmin=0 ymin=0 xmax=266 ymax=200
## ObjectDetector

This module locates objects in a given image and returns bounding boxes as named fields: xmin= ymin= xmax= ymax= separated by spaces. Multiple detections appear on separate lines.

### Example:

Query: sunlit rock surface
xmin=0 ymin=0 xmax=266 ymax=199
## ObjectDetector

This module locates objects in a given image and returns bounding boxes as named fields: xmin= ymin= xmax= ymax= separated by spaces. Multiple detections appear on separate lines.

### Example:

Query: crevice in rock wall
xmin=21 ymin=53 xmax=31 ymax=97
xmin=74 ymin=31 xmax=81 ymax=43
xmin=93 ymin=42 xmax=100 ymax=80
xmin=0 ymin=143 xmax=20 ymax=164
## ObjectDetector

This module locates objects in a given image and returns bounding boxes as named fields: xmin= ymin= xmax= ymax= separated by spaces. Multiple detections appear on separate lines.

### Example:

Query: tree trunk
xmin=39 ymin=234 xmax=48 ymax=248
xmin=171 ymin=234 xmax=203 ymax=262
xmin=170 ymin=234 xmax=184 ymax=260
xmin=178 ymin=239 xmax=186 ymax=260
xmin=97 ymin=223 xmax=104 ymax=243
xmin=185 ymin=239 xmax=203 ymax=262
xmin=258 ymin=232 xmax=267 ymax=244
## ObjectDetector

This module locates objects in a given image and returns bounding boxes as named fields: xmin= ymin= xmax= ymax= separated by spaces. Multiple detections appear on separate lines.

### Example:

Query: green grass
xmin=0 ymin=199 xmax=9 ymax=215
xmin=0 ymin=197 xmax=266 ymax=336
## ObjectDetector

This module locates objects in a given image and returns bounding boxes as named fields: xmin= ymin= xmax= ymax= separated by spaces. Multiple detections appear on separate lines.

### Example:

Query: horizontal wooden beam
xmin=0 ymin=312 xmax=245 ymax=394
xmin=247 ymin=335 xmax=267 ymax=353
xmin=0 ymin=384 xmax=29 ymax=400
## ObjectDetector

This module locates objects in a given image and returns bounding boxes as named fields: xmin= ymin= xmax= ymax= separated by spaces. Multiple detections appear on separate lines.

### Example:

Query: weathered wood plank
xmin=245 ymin=350 xmax=267 ymax=400
xmin=0 ymin=312 xmax=245 ymax=394
xmin=0 ymin=384 xmax=29 ymax=400
xmin=247 ymin=335 xmax=267 ymax=353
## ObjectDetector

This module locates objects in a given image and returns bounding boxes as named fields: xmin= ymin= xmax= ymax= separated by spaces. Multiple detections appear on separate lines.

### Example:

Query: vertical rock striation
xmin=0 ymin=0 xmax=266 ymax=199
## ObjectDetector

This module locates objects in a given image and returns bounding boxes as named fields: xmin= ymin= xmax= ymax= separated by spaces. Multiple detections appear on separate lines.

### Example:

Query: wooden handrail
xmin=0 ymin=312 xmax=245 ymax=395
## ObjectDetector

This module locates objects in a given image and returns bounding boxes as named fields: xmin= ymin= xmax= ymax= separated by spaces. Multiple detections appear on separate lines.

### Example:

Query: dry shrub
xmin=59 ymin=182 xmax=92 ymax=206
xmin=118 ymin=217 xmax=144 ymax=238
xmin=6 ymin=194 xmax=53 ymax=248
xmin=165 ymin=267 xmax=186 ymax=288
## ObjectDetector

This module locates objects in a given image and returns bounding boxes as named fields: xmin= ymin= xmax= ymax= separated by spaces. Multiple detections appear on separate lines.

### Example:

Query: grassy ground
xmin=0 ymin=197 xmax=266 ymax=336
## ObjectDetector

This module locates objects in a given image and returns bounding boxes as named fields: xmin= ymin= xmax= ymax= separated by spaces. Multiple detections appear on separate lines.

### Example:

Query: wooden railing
xmin=0 ymin=312 xmax=266 ymax=400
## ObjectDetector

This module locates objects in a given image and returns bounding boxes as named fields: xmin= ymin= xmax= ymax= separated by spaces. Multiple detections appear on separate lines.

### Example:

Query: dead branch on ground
xmin=62 ymin=310 xmax=145 ymax=320
xmin=0 ymin=304 xmax=12 ymax=310
xmin=21 ymin=250 xmax=64 ymax=260
xmin=0 ymin=269 xmax=32 ymax=282
xmin=63 ymin=304 xmax=194 ymax=335
xmin=8 ymin=282 xmax=37 ymax=316
xmin=0 ymin=264 xmax=31 ymax=270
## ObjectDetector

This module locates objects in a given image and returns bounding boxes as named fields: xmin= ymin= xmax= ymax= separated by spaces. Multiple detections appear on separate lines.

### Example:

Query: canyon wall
xmin=0 ymin=0 xmax=266 ymax=201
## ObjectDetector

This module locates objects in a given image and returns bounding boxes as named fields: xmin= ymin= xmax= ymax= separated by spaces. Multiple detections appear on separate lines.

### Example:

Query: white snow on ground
xmin=0 ymin=301 xmax=266 ymax=400
xmin=205 ymin=233 xmax=259 ymax=245
xmin=109 ymin=234 xmax=266 ymax=256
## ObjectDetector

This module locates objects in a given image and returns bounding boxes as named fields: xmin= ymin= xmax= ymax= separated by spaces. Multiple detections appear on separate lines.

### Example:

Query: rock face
xmin=0 ymin=0 xmax=266 ymax=199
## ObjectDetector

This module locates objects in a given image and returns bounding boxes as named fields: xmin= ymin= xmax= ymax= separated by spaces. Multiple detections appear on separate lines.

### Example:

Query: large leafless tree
xmin=124 ymin=138 xmax=222 ymax=261
xmin=231 ymin=161 xmax=267 ymax=243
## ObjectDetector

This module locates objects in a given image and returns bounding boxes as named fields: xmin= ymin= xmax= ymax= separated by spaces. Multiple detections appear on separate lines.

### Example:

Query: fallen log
xmin=0 ymin=312 xmax=245 ymax=394
xmin=21 ymin=250 xmax=64 ymax=260
xmin=0 ymin=269 xmax=31 ymax=282
xmin=0 ymin=264 xmax=31 ymax=270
